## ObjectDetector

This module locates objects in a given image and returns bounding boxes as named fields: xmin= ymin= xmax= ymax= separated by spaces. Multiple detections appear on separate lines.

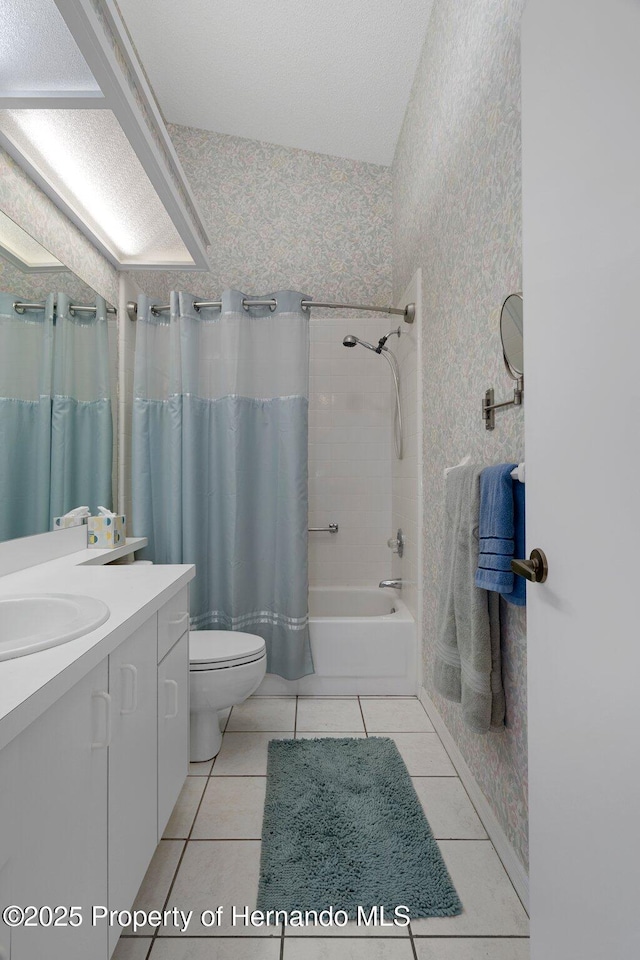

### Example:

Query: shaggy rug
xmin=257 ymin=736 xmax=462 ymax=919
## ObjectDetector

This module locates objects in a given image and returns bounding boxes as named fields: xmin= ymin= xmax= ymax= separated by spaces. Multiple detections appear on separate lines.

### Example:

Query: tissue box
xmin=53 ymin=515 xmax=88 ymax=530
xmin=88 ymin=515 xmax=126 ymax=548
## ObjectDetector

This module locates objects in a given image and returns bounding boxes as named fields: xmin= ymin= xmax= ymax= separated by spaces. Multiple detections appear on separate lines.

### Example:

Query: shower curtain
xmin=49 ymin=293 xmax=113 ymax=519
xmin=0 ymin=291 xmax=113 ymax=541
xmin=0 ymin=292 xmax=53 ymax=541
xmin=132 ymin=289 xmax=313 ymax=681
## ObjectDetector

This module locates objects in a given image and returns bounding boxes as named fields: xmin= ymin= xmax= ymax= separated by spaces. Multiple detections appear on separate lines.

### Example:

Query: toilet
xmin=189 ymin=630 xmax=267 ymax=761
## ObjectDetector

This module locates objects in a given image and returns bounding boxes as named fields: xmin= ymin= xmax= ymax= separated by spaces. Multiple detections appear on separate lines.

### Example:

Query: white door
xmin=522 ymin=2 xmax=640 ymax=957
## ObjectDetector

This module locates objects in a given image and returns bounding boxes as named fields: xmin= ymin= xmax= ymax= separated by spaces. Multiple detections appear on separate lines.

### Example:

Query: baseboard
xmin=419 ymin=686 xmax=530 ymax=912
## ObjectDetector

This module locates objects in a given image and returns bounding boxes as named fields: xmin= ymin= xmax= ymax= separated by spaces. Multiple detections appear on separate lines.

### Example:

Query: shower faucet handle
xmin=387 ymin=528 xmax=404 ymax=558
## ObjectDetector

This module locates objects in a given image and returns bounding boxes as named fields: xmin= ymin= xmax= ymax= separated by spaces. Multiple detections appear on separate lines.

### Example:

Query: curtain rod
xmin=12 ymin=300 xmax=117 ymax=316
xmin=126 ymin=299 xmax=415 ymax=324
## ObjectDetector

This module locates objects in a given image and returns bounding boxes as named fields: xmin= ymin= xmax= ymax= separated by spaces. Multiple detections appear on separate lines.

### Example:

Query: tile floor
xmin=113 ymin=697 xmax=529 ymax=960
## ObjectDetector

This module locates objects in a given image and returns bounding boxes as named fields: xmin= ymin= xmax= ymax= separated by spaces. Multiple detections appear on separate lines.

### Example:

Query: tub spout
xmin=379 ymin=579 xmax=402 ymax=590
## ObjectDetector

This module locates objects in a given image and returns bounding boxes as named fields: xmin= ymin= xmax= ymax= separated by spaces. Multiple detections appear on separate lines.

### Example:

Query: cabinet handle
xmin=120 ymin=664 xmax=138 ymax=715
xmin=91 ymin=691 xmax=111 ymax=749
xmin=164 ymin=679 xmax=179 ymax=720
xmin=168 ymin=612 xmax=189 ymax=628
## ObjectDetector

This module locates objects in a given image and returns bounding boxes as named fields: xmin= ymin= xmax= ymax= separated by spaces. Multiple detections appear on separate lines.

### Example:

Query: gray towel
xmin=434 ymin=465 xmax=505 ymax=733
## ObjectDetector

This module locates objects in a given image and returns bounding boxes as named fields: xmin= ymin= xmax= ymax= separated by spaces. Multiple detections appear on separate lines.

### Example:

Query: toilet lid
xmin=190 ymin=630 xmax=266 ymax=666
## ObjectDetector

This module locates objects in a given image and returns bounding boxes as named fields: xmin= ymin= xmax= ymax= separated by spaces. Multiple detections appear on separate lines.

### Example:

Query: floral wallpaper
xmin=0 ymin=148 xmax=118 ymax=306
xmin=393 ymin=0 xmax=528 ymax=869
xmin=0 ymin=261 xmax=99 ymax=304
xmin=128 ymin=125 xmax=392 ymax=313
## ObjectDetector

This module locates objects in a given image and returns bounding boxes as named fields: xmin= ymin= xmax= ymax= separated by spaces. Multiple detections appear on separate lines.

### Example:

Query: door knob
xmin=511 ymin=548 xmax=548 ymax=583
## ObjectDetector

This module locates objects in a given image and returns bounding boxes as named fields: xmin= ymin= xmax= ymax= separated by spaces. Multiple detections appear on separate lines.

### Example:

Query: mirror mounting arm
xmin=482 ymin=377 xmax=524 ymax=431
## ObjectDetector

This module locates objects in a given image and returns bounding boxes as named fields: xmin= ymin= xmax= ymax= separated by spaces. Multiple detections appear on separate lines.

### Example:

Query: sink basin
xmin=0 ymin=594 xmax=110 ymax=661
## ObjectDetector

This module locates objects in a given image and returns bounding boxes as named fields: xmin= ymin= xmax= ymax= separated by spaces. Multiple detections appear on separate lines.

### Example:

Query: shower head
xmin=342 ymin=334 xmax=379 ymax=352
xmin=343 ymin=327 xmax=401 ymax=354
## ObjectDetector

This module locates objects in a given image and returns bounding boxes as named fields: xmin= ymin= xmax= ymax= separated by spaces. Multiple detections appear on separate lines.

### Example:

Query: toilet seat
xmin=190 ymin=630 xmax=266 ymax=671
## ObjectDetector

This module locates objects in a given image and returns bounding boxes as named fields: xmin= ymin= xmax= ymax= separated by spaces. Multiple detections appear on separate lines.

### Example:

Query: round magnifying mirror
xmin=500 ymin=293 xmax=523 ymax=378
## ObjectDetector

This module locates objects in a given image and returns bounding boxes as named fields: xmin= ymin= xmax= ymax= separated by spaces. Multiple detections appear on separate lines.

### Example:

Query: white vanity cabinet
xmin=10 ymin=661 xmax=110 ymax=960
xmin=0 ymin=583 xmax=191 ymax=960
xmin=108 ymin=617 xmax=158 ymax=954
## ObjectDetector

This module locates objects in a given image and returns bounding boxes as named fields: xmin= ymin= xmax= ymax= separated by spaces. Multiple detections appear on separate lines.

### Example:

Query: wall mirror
xmin=0 ymin=211 xmax=117 ymax=543
xmin=483 ymin=292 xmax=524 ymax=430
xmin=500 ymin=292 xmax=523 ymax=378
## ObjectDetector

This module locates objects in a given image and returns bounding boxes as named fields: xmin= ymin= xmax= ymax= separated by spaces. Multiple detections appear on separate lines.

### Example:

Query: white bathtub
xmin=256 ymin=587 xmax=417 ymax=696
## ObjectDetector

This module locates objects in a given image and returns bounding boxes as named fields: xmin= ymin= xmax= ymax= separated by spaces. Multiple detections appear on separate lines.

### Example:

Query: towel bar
xmin=308 ymin=523 xmax=339 ymax=534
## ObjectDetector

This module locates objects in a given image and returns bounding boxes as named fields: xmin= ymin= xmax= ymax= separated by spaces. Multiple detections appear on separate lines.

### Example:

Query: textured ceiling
xmin=116 ymin=0 xmax=434 ymax=166
xmin=0 ymin=0 xmax=99 ymax=95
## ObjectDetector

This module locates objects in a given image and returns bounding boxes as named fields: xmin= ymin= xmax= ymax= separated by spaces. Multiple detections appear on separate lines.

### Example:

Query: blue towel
xmin=475 ymin=463 xmax=526 ymax=606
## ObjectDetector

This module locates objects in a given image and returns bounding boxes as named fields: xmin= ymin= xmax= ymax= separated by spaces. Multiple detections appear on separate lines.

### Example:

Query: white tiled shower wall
xmin=308 ymin=315 xmax=395 ymax=587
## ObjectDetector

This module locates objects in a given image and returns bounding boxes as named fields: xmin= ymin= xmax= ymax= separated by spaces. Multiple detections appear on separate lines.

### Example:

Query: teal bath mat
xmin=257 ymin=737 xmax=462 ymax=919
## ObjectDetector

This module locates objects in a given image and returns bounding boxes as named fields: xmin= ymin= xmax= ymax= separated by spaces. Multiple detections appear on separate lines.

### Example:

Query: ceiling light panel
xmin=0 ymin=0 xmax=100 ymax=96
xmin=0 ymin=211 xmax=64 ymax=269
xmin=0 ymin=109 xmax=194 ymax=265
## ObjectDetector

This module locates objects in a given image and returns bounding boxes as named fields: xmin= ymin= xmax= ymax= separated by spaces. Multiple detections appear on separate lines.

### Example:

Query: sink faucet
xmin=379 ymin=579 xmax=402 ymax=590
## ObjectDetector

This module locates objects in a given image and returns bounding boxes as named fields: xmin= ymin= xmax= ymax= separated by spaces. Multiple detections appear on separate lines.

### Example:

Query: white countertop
xmin=0 ymin=542 xmax=195 ymax=751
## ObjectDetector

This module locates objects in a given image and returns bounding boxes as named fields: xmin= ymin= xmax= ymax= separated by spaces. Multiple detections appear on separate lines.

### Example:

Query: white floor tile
xmin=150 ymin=937 xmax=281 ymax=958
xmin=412 ymin=778 xmax=487 ymax=840
xmin=283 ymin=938 xmax=414 ymax=958
xmin=164 ymin=841 xmax=280 ymax=937
xmin=289 ymin=912 xmax=407 ymax=940
xmin=361 ymin=698 xmax=434 ymax=732
xmin=295 ymin=731 xmax=366 ymax=739
xmin=192 ymin=777 xmax=266 ymax=839
xmin=414 ymin=939 xmax=530 ymax=959
xmin=384 ymin=733 xmax=456 ymax=776
xmin=131 ymin=840 xmax=185 ymax=936
xmin=188 ymin=759 xmax=213 ymax=776
xmin=296 ymin=698 xmax=364 ymax=732
xmin=212 ymin=732 xmax=293 ymax=776
xmin=112 ymin=937 xmax=152 ymax=959
xmin=228 ymin=697 xmax=297 ymax=731
xmin=289 ymin=921 xmax=406 ymax=940
xmin=411 ymin=842 xmax=529 ymax=937
xmin=163 ymin=778 xmax=207 ymax=839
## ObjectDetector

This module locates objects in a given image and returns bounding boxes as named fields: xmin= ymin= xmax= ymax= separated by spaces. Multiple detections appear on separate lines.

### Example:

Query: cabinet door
xmin=158 ymin=633 xmax=189 ymax=838
xmin=158 ymin=587 xmax=189 ymax=662
xmin=108 ymin=616 xmax=157 ymax=949
xmin=0 ymin=737 xmax=19 ymax=960
xmin=11 ymin=660 xmax=109 ymax=960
